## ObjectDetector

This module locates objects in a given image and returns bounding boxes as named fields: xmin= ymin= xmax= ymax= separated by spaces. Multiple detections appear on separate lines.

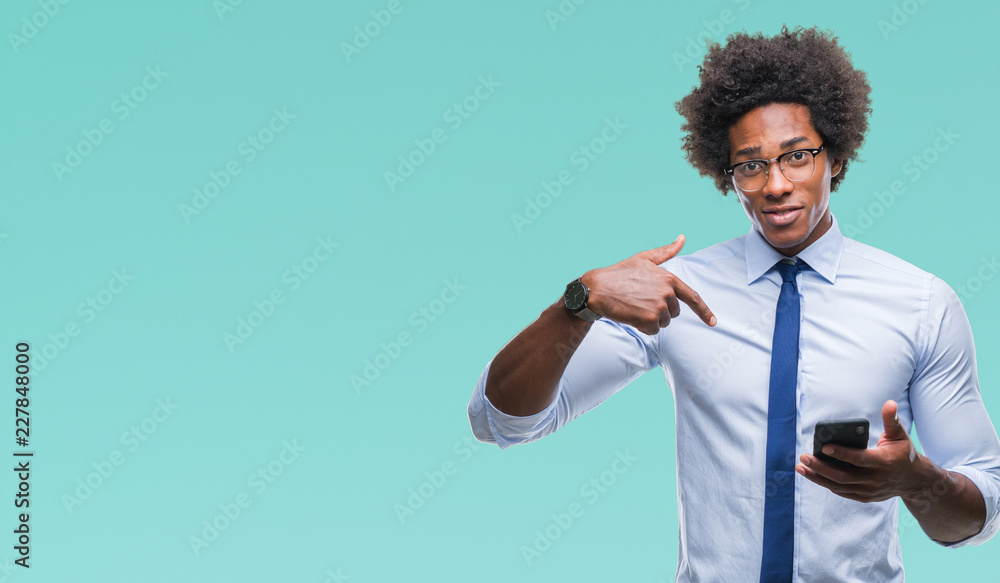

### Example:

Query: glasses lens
xmin=779 ymin=150 xmax=816 ymax=182
xmin=734 ymin=161 xmax=767 ymax=191
xmin=731 ymin=149 xmax=819 ymax=191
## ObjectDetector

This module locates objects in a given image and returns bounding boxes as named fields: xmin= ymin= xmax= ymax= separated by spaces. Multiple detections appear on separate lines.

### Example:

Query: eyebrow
xmin=733 ymin=136 xmax=811 ymax=159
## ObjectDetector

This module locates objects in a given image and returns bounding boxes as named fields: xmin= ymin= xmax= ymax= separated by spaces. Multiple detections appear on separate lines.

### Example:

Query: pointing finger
xmin=670 ymin=276 xmax=717 ymax=327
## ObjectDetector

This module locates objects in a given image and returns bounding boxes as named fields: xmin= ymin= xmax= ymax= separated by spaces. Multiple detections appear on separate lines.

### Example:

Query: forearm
xmin=901 ymin=453 xmax=987 ymax=544
xmin=484 ymin=297 xmax=593 ymax=416
xmin=481 ymin=236 xmax=713 ymax=418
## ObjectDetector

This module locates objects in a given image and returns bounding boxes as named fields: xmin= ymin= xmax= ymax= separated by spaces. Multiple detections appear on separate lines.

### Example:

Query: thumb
xmin=881 ymin=400 xmax=907 ymax=440
xmin=638 ymin=234 xmax=685 ymax=266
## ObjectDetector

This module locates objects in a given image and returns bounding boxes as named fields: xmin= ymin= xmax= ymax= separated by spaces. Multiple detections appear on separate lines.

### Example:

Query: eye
xmin=785 ymin=151 xmax=809 ymax=166
xmin=740 ymin=161 xmax=762 ymax=175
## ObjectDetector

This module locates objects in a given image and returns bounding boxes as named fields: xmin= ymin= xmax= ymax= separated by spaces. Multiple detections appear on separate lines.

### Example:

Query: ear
xmin=831 ymin=158 xmax=844 ymax=178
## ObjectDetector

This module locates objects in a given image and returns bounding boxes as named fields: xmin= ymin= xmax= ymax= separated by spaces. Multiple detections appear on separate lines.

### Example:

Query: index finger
xmin=670 ymin=275 xmax=717 ymax=327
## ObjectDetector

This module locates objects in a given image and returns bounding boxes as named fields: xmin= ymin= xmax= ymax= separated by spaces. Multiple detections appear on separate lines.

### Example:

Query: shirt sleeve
xmin=467 ymin=317 xmax=661 ymax=449
xmin=909 ymin=276 xmax=1000 ymax=548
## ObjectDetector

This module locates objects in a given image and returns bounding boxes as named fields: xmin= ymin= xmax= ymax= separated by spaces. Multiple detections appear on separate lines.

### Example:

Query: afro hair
xmin=675 ymin=25 xmax=873 ymax=195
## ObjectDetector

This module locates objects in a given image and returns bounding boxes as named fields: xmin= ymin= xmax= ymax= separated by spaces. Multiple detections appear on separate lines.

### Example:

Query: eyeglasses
xmin=724 ymin=144 xmax=825 ymax=192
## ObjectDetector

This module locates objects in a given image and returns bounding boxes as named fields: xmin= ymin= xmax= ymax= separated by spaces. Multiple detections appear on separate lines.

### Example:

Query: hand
xmin=795 ymin=400 xmax=931 ymax=503
xmin=582 ymin=234 xmax=717 ymax=335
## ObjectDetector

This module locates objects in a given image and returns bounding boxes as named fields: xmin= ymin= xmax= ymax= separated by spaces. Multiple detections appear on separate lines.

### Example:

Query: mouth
xmin=762 ymin=206 xmax=803 ymax=227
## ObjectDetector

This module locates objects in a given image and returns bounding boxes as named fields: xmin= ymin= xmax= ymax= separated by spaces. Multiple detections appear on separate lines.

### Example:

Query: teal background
xmin=1 ymin=0 xmax=998 ymax=581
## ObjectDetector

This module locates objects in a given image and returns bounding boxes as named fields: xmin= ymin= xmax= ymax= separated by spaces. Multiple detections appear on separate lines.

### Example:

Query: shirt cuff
xmin=467 ymin=359 xmax=560 ymax=450
xmin=931 ymin=465 xmax=1000 ymax=548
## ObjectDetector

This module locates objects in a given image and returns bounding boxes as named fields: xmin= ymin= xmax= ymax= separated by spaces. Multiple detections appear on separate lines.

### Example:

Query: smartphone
xmin=813 ymin=418 xmax=870 ymax=467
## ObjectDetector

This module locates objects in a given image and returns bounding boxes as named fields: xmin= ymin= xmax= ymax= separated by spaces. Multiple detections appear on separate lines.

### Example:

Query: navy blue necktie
xmin=760 ymin=259 xmax=805 ymax=583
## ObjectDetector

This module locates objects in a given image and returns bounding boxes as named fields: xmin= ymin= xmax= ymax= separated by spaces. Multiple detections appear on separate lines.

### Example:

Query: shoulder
xmin=840 ymin=236 xmax=935 ymax=287
xmin=839 ymin=236 xmax=966 ymax=325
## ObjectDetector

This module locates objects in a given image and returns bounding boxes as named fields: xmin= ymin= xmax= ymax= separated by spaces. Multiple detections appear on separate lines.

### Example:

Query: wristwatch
xmin=564 ymin=278 xmax=602 ymax=323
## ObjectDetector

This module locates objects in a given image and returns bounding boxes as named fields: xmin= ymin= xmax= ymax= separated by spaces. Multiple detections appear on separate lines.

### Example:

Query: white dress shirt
xmin=467 ymin=214 xmax=1000 ymax=582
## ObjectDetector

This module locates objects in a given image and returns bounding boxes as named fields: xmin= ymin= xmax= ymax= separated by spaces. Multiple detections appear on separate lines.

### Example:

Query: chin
xmin=761 ymin=228 xmax=808 ymax=251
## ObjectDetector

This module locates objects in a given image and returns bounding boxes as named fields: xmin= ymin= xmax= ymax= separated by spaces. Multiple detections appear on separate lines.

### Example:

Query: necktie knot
xmin=776 ymin=259 xmax=805 ymax=284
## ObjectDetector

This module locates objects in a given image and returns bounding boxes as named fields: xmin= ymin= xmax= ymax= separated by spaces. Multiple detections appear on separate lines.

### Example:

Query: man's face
xmin=727 ymin=103 xmax=843 ymax=257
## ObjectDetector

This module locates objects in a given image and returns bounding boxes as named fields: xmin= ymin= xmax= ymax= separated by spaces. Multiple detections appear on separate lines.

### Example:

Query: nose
xmin=761 ymin=159 xmax=793 ymax=198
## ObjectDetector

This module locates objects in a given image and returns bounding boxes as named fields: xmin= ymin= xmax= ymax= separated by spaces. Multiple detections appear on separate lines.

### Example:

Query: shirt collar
xmin=744 ymin=213 xmax=843 ymax=285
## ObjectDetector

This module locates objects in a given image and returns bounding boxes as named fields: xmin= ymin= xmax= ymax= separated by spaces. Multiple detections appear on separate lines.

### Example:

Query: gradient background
xmin=2 ymin=0 xmax=998 ymax=581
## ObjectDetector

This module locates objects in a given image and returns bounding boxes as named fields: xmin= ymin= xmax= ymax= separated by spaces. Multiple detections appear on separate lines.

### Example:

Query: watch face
xmin=564 ymin=281 xmax=587 ymax=311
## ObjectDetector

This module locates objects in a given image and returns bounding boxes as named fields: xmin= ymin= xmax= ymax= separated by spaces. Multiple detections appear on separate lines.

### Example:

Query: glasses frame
xmin=724 ymin=144 xmax=826 ymax=192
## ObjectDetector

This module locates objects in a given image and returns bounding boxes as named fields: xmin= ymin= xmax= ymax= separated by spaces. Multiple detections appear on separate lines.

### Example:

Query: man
xmin=466 ymin=26 xmax=1000 ymax=582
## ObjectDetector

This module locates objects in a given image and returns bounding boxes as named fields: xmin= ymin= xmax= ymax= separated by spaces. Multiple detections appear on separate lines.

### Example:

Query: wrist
xmin=900 ymin=453 xmax=949 ymax=503
xmin=579 ymin=270 xmax=603 ymax=317
xmin=564 ymin=274 xmax=602 ymax=323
